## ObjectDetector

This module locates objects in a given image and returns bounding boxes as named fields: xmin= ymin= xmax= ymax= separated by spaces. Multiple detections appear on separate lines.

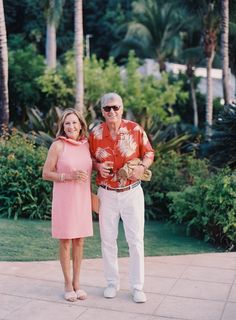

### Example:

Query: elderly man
xmin=89 ymin=92 xmax=154 ymax=303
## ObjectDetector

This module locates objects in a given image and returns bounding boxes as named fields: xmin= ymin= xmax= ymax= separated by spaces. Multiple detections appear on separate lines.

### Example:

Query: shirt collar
xmin=103 ymin=119 xmax=125 ymax=137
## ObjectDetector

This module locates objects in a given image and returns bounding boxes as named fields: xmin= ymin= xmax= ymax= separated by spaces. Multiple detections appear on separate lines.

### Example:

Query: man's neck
xmin=107 ymin=120 xmax=122 ymax=139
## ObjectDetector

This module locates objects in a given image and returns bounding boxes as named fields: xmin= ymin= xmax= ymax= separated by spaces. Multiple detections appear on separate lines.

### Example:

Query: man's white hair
xmin=100 ymin=92 xmax=123 ymax=108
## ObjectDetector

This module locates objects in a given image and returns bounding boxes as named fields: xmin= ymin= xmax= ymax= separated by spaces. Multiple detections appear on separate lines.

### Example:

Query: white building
xmin=138 ymin=59 xmax=236 ymax=102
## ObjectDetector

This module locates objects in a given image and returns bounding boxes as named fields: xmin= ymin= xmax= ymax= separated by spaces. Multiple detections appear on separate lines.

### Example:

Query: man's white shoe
xmin=132 ymin=289 xmax=147 ymax=303
xmin=104 ymin=284 xmax=118 ymax=298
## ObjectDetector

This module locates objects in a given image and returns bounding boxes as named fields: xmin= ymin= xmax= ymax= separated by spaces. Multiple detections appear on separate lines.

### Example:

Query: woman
xmin=43 ymin=108 xmax=93 ymax=302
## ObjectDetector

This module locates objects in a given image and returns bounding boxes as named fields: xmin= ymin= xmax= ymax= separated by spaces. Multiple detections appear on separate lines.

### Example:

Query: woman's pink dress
xmin=51 ymin=136 xmax=93 ymax=239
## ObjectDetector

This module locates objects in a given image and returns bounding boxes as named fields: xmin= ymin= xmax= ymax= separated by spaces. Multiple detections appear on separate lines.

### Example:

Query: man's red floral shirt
xmin=89 ymin=120 xmax=154 ymax=188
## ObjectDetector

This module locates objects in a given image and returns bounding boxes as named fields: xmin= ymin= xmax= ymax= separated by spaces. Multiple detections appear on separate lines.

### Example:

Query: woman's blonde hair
xmin=56 ymin=108 xmax=87 ymax=138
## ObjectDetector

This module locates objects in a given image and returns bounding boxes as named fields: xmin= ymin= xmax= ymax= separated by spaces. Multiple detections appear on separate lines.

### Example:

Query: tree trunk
xmin=187 ymin=64 xmax=198 ymax=128
xmin=190 ymin=77 xmax=198 ymax=128
xmin=221 ymin=0 xmax=230 ymax=104
xmin=74 ymin=0 xmax=84 ymax=113
xmin=46 ymin=21 xmax=57 ymax=69
xmin=205 ymin=52 xmax=215 ymax=141
xmin=0 ymin=0 xmax=9 ymax=130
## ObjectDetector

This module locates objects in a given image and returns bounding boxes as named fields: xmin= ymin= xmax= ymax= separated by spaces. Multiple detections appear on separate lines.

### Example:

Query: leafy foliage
xmin=120 ymin=0 xmax=187 ymax=69
xmin=168 ymin=167 xmax=236 ymax=249
xmin=23 ymin=106 xmax=62 ymax=148
xmin=37 ymin=65 xmax=74 ymax=111
xmin=8 ymin=42 xmax=45 ymax=124
xmin=143 ymin=151 xmax=209 ymax=220
xmin=205 ymin=103 xmax=236 ymax=168
xmin=121 ymin=51 xmax=186 ymax=131
xmin=0 ymin=130 xmax=51 ymax=219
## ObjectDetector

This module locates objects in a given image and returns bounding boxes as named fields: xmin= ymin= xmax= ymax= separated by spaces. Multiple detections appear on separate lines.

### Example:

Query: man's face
xmin=102 ymin=99 xmax=123 ymax=125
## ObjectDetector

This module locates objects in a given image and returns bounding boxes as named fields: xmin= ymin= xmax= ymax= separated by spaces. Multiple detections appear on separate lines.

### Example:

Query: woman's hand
xmin=70 ymin=170 xmax=88 ymax=182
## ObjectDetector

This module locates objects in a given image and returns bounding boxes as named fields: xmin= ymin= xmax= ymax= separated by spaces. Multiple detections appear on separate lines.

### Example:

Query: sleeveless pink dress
xmin=51 ymin=136 xmax=93 ymax=239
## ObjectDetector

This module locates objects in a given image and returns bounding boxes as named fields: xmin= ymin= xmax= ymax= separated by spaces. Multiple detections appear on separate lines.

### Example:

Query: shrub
xmin=143 ymin=151 xmax=209 ymax=220
xmin=0 ymin=130 xmax=52 ymax=220
xmin=206 ymin=103 xmax=236 ymax=169
xmin=168 ymin=167 xmax=236 ymax=249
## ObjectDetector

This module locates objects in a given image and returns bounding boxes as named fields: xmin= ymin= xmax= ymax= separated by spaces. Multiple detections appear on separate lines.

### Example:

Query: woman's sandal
xmin=64 ymin=290 xmax=77 ymax=302
xmin=75 ymin=289 xmax=87 ymax=300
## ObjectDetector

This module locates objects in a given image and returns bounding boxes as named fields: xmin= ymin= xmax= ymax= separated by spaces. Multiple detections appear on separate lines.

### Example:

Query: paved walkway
xmin=0 ymin=252 xmax=236 ymax=320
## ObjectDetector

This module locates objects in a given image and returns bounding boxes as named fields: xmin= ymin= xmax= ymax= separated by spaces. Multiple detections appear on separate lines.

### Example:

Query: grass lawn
xmin=0 ymin=218 xmax=221 ymax=261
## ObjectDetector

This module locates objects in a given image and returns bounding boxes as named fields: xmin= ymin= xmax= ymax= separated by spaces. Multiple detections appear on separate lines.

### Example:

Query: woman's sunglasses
xmin=102 ymin=105 xmax=121 ymax=112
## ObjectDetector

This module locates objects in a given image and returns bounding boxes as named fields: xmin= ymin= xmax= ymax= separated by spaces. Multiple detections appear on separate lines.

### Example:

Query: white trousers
xmin=98 ymin=184 xmax=145 ymax=291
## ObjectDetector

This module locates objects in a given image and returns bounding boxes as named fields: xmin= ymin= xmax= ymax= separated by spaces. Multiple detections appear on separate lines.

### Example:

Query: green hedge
xmin=1 ymin=131 xmax=236 ymax=249
xmin=168 ymin=168 xmax=236 ymax=249
xmin=143 ymin=151 xmax=209 ymax=220
xmin=0 ymin=130 xmax=52 ymax=219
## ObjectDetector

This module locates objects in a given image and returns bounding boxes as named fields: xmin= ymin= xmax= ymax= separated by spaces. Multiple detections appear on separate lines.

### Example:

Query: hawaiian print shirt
xmin=89 ymin=119 xmax=155 ymax=188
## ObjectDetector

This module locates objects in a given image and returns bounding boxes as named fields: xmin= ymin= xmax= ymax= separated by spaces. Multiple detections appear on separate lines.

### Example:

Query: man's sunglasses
xmin=102 ymin=105 xmax=121 ymax=112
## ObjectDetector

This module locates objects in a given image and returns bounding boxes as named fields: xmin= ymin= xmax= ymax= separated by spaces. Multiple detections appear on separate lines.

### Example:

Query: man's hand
xmin=98 ymin=161 xmax=114 ymax=178
xmin=129 ymin=165 xmax=145 ymax=181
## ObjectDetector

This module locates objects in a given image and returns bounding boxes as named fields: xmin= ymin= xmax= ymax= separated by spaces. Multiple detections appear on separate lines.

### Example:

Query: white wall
xmin=138 ymin=59 xmax=236 ymax=101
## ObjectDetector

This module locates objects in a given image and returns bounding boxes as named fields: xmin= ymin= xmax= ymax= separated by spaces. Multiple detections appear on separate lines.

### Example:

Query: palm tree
xmin=122 ymin=0 xmax=187 ymax=72
xmin=228 ymin=1 xmax=236 ymax=79
xmin=0 ymin=0 xmax=9 ymax=131
xmin=43 ymin=0 xmax=64 ymax=69
xmin=176 ymin=0 xmax=220 ymax=139
xmin=74 ymin=0 xmax=84 ymax=112
xmin=221 ymin=0 xmax=230 ymax=104
xmin=203 ymin=2 xmax=220 ymax=140
xmin=180 ymin=18 xmax=204 ymax=128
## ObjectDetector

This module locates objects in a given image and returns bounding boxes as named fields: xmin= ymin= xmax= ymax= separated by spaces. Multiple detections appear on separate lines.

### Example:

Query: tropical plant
xmin=178 ymin=13 xmax=204 ymax=128
xmin=168 ymin=167 xmax=236 ymax=249
xmin=23 ymin=106 xmax=62 ymax=147
xmin=41 ymin=0 xmax=64 ymax=68
xmin=84 ymin=0 xmax=132 ymax=61
xmin=120 ymin=0 xmax=187 ymax=71
xmin=84 ymin=55 xmax=124 ymax=120
xmin=0 ymin=0 xmax=9 ymax=131
xmin=122 ymin=51 xmax=187 ymax=131
xmin=176 ymin=0 xmax=221 ymax=139
xmin=143 ymin=151 xmax=209 ymax=220
xmin=206 ymin=102 xmax=236 ymax=169
xmin=202 ymin=2 xmax=220 ymax=140
xmin=37 ymin=63 xmax=74 ymax=111
xmin=8 ymin=44 xmax=45 ymax=124
xmin=0 ymin=129 xmax=52 ymax=219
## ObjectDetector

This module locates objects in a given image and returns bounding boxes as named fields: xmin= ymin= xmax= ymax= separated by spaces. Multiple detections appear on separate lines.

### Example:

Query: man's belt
xmin=99 ymin=181 xmax=140 ymax=193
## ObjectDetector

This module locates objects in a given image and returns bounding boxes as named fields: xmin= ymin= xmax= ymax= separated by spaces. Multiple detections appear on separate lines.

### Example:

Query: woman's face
xmin=63 ymin=113 xmax=81 ymax=140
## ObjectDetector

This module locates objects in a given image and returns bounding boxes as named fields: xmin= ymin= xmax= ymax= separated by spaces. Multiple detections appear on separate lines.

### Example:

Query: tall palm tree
xmin=122 ymin=0 xmax=187 ymax=72
xmin=0 ymin=0 xmax=9 ymax=130
xmin=176 ymin=0 xmax=220 ymax=139
xmin=180 ymin=17 xmax=204 ymax=128
xmin=183 ymin=49 xmax=203 ymax=128
xmin=74 ymin=0 xmax=84 ymax=112
xmin=203 ymin=2 xmax=220 ymax=140
xmin=43 ymin=0 xmax=64 ymax=69
xmin=228 ymin=1 xmax=236 ymax=78
xmin=221 ymin=0 xmax=230 ymax=104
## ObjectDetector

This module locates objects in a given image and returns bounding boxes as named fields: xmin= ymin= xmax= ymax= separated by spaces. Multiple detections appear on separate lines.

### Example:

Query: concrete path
xmin=0 ymin=252 xmax=236 ymax=320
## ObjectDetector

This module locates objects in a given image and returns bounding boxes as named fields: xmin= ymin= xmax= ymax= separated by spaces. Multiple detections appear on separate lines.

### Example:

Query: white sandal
xmin=64 ymin=290 xmax=77 ymax=302
xmin=75 ymin=289 xmax=87 ymax=300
